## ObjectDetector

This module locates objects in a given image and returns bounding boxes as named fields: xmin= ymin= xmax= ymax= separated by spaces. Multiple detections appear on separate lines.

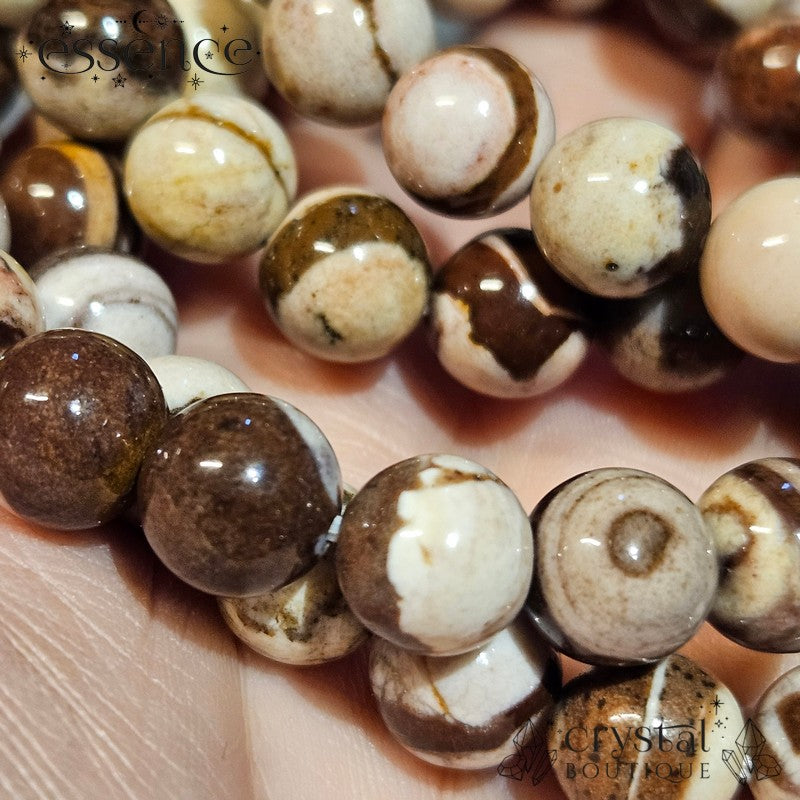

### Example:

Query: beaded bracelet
xmin=1 ymin=1 xmax=800 ymax=800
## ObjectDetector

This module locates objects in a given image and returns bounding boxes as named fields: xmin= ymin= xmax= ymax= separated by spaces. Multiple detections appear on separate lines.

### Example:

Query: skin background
xmin=1 ymin=3 xmax=800 ymax=798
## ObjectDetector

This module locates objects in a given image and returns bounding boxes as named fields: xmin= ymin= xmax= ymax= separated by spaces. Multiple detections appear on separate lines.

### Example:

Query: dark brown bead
xmin=138 ymin=393 xmax=342 ymax=597
xmin=0 ymin=329 xmax=167 ymax=529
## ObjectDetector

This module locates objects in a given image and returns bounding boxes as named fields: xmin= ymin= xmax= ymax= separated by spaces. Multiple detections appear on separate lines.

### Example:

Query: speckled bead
xmin=32 ymin=249 xmax=178 ymax=360
xmin=430 ymin=228 xmax=592 ymax=398
xmin=700 ymin=177 xmax=800 ymax=363
xmin=260 ymin=187 xmax=431 ymax=362
xmin=642 ymin=0 xmax=777 ymax=65
xmin=0 ymin=250 xmax=45 ymax=352
xmin=714 ymin=14 xmax=800 ymax=141
xmin=698 ymin=458 xmax=800 ymax=652
xmin=598 ymin=269 xmax=742 ymax=393
xmin=751 ymin=665 xmax=800 ymax=800
xmin=370 ymin=615 xmax=561 ymax=769
xmin=526 ymin=467 xmax=717 ymax=665
xmin=336 ymin=454 xmax=533 ymax=656
xmin=261 ymin=0 xmax=435 ymax=125
xmin=550 ymin=654 xmax=744 ymax=800
xmin=0 ymin=141 xmax=121 ymax=269
xmin=530 ymin=117 xmax=711 ymax=298
xmin=124 ymin=94 xmax=297 ymax=264
xmin=146 ymin=354 xmax=250 ymax=413
xmin=219 ymin=487 xmax=368 ymax=665
xmin=0 ymin=329 xmax=167 ymax=529
xmin=383 ymin=46 xmax=555 ymax=218
xmin=138 ymin=393 xmax=342 ymax=597
xmin=15 ymin=0 xmax=184 ymax=142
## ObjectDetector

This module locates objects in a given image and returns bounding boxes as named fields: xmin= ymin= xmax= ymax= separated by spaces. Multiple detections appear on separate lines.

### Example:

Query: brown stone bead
xmin=138 ymin=393 xmax=342 ymax=597
xmin=0 ymin=141 xmax=121 ymax=269
xmin=0 ymin=329 xmax=167 ymax=530
xmin=714 ymin=15 xmax=800 ymax=142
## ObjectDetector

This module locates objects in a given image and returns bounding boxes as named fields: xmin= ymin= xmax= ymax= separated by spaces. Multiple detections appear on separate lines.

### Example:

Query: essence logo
xmin=18 ymin=10 xmax=258 ymax=89
xmin=722 ymin=719 xmax=782 ymax=785
xmin=497 ymin=719 xmax=556 ymax=785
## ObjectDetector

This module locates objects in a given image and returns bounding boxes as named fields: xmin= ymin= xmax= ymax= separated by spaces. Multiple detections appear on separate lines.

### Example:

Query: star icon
xmin=112 ymin=74 xmax=127 ymax=87
xmin=188 ymin=73 xmax=203 ymax=91
xmin=16 ymin=46 xmax=30 ymax=62
xmin=61 ymin=20 xmax=74 ymax=35
xmin=712 ymin=695 xmax=724 ymax=713
xmin=155 ymin=13 xmax=168 ymax=28
xmin=205 ymin=51 xmax=213 ymax=60
xmin=91 ymin=74 xmax=99 ymax=82
xmin=221 ymin=24 xmax=229 ymax=33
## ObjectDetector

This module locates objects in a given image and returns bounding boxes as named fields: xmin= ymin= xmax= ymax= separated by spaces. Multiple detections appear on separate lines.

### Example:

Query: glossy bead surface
xmin=124 ymin=94 xmax=297 ymax=264
xmin=598 ymin=269 xmax=742 ymax=393
xmin=336 ymin=454 xmax=533 ymax=656
xmin=0 ymin=195 xmax=10 ymax=253
xmin=700 ymin=177 xmax=800 ymax=363
xmin=15 ymin=0 xmax=184 ymax=141
xmin=0 ymin=329 xmax=167 ymax=529
xmin=0 ymin=250 xmax=44 ymax=352
xmin=530 ymin=117 xmax=711 ymax=298
xmin=138 ymin=393 xmax=342 ymax=597
xmin=699 ymin=458 xmax=800 ymax=652
xmin=0 ymin=141 xmax=120 ymax=269
xmin=430 ymin=228 xmax=591 ymax=398
xmin=261 ymin=0 xmax=435 ymax=125
xmin=526 ymin=467 xmax=717 ymax=665
xmin=260 ymin=187 xmax=431 ymax=363
xmin=550 ymin=655 xmax=744 ymax=800
xmin=33 ymin=249 xmax=178 ymax=360
xmin=370 ymin=616 xmax=561 ymax=769
xmin=752 ymin=666 xmax=800 ymax=800
xmin=714 ymin=15 xmax=800 ymax=141
xmin=383 ymin=46 xmax=555 ymax=218
xmin=146 ymin=355 xmax=249 ymax=413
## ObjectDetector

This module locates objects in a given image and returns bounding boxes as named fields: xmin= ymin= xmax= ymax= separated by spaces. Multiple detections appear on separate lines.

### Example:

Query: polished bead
xmin=714 ymin=14 xmax=800 ymax=141
xmin=530 ymin=117 xmax=710 ymax=298
xmin=261 ymin=0 xmax=435 ymax=125
xmin=700 ymin=177 xmax=800 ymax=363
xmin=383 ymin=46 xmax=555 ymax=218
xmin=699 ymin=458 xmax=800 ymax=652
xmin=336 ymin=454 xmax=533 ymax=656
xmin=124 ymin=94 xmax=297 ymax=264
xmin=430 ymin=228 xmax=591 ymax=398
xmin=370 ymin=616 xmax=561 ymax=769
xmin=146 ymin=355 xmax=249 ymax=413
xmin=0 ymin=329 xmax=167 ymax=529
xmin=550 ymin=655 xmax=744 ymax=800
xmin=15 ymin=0 xmax=184 ymax=142
xmin=138 ymin=393 xmax=342 ymax=597
xmin=598 ymin=268 xmax=742 ymax=393
xmin=32 ymin=249 xmax=178 ymax=360
xmin=751 ymin=665 xmax=800 ymax=800
xmin=0 ymin=141 xmax=121 ymax=269
xmin=0 ymin=250 xmax=45 ymax=352
xmin=526 ymin=467 xmax=717 ymax=665
xmin=259 ymin=186 xmax=431 ymax=363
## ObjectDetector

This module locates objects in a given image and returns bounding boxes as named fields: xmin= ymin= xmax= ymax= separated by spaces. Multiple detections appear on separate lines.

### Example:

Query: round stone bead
xmin=526 ymin=467 xmax=717 ymax=665
xmin=0 ymin=329 xmax=167 ymax=529
xmin=124 ymin=94 xmax=297 ymax=264
xmin=15 ymin=0 xmax=184 ymax=142
xmin=382 ymin=46 xmax=555 ymax=218
xmin=0 ymin=141 xmax=121 ymax=269
xmin=714 ymin=14 xmax=800 ymax=141
xmin=369 ymin=616 xmax=561 ymax=769
xmin=336 ymin=454 xmax=533 ymax=656
xmin=138 ymin=393 xmax=342 ymax=597
xmin=530 ymin=117 xmax=711 ymax=298
xmin=430 ymin=228 xmax=592 ymax=398
xmin=259 ymin=187 xmax=431 ymax=363
xmin=261 ymin=0 xmax=435 ymax=126
xmin=32 ymin=249 xmax=178 ymax=360
xmin=598 ymin=268 xmax=742 ymax=393
xmin=751 ymin=665 xmax=800 ymax=800
xmin=550 ymin=654 xmax=744 ymax=800
xmin=700 ymin=177 xmax=800 ymax=363
xmin=0 ymin=250 xmax=45 ymax=353
xmin=698 ymin=458 xmax=800 ymax=652
xmin=146 ymin=355 xmax=250 ymax=413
